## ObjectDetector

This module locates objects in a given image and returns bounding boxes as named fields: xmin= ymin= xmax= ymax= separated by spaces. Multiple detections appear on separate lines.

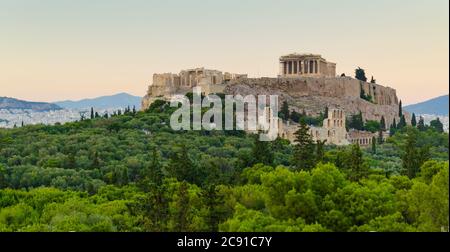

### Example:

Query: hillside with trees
xmin=0 ymin=100 xmax=448 ymax=232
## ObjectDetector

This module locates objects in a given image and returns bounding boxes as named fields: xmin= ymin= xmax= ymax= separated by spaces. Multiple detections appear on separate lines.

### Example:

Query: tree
xmin=398 ymin=100 xmax=403 ymax=117
xmin=380 ymin=116 xmax=386 ymax=130
xmin=355 ymin=67 xmax=367 ymax=82
xmin=292 ymin=119 xmax=316 ymax=171
xmin=90 ymin=107 xmax=95 ymax=120
xmin=290 ymin=110 xmax=301 ymax=123
xmin=0 ymin=164 xmax=7 ymax=189
xmin=389 ymin=124 xmax=396 ymax=137
xmin=167 ymin=144 xmax=197 ymax=184
xmin=348 ymin=112 xmax=364 ymax=130
xmin=251 ymin=134 xmax=274 ymax=166
xmin=316 ymin=140 xmax=327 ymax=164
xmin=397 ymin=115 xmax=407 ymax=129
xmin=417 ymin=116 xmax=426 ymax=131
xmin=280 ymin=101 xmax=290 ymax=121
xmin=347 ymin=143 xmax=368 ymax=181
xmin=370 ymin=76 xmax=376 ymax=83
xmin=202 ymin=185 xmax=225 ymax=232
xmin=175 ymin=181 xmax=191 ymax=231
xmin=371 ymin=136 xmax=377 ymax=154
xmin=401 ymin=128 xmax=431 ymax=178
xmin=411 ymin=113 xmax=417 ymax=127
xmin=144 ymin=185 xmax=169 ymax=231
xmin=430 ymin=118 xmax=444 ymax=133
xmin=364 ymin=120 xmax=381 ymax=133
xmin=378 ymin=128 xmax=384 ymax=144
xmin=324 ymin=106 xmax=329 ymax=118
xmin=140 ymin=148 xmax=164 ymax=189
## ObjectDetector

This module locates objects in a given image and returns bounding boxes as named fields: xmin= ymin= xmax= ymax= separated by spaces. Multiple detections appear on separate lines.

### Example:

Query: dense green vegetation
xmin=0 ymin=101 xmax=448 ymax=232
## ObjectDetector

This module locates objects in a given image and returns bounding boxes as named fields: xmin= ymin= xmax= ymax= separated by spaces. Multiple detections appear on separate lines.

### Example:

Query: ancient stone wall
xmin=224 ymin=76 xmax=406 ymax=127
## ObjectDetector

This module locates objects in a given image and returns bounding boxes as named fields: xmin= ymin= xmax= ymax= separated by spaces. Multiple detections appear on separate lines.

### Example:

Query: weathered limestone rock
xmin=224 ymin=76 xmax=408 ymax=126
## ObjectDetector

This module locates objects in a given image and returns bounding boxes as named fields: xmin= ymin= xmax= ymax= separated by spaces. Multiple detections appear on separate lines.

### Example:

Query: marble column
xmin=317 ymin=60 xmax=320 ymax=75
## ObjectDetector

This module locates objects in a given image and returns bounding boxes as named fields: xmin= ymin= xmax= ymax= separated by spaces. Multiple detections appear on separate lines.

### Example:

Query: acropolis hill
xmin=142 ymin=53 xmax=407 ymax=131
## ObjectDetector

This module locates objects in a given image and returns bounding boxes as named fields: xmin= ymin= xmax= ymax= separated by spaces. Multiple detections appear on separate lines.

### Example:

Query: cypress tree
xmin=398 ymin=100 xmax=403 ymax=117
xmin=90 ymin=107 xmax=94 ymax=119
xmin=315 ymin=140 xmax=326 ymax=164
xmin=280 ymin=101 xmax=290 ymax=121
xmin=430 ymin=118 xmax=444 ymax=133
xmin=417 ymin=116 xmax=426 ymax=131
xmin=401 ymin=128 xmax=430 ymax=178
xmin=398 ymin=115 xmax=407 ymax=129
xmin=202 ymin=185 xmax=225 ymax=232
xmin=378 ymin=128 xmax=384 ymax=144
xmin=175 ymin=181 xmax=190 ymax=232
xmin=292 ymin=119 xmax=316 ymax=171
xmin=348 ymin=143 xmax=368 ymax=181
xmin=371 ymin=136 xmax=377 ymax=154
xmin=411 ymin=113 xmax=417 ymax=127
xmin=380 ymin=116 xmax=386 ymax=130
xmin=251 ymin=134 xmax=274 ymax=166
xmin=149 ymin=148 xmax=164 ymax=186
xmin=168 ymin=144 xmax=196 ymax=184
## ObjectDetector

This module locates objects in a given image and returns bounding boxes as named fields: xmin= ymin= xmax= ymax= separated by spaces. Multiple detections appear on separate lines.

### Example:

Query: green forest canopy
xmin=0 ymin=101 xmax=448 ymax=232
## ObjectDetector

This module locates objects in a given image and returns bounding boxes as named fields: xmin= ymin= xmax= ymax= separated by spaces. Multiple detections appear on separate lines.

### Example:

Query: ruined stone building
xmin=279 ymin=109 xmax=350 ymax=146
xmin=278 ymin=109 xmax=387 ymax=146
xmin=279 ymin=53 xmax=336 ymax=78
xmin=141 ymin=52 xmax=404 ymax=146
xmin=142 ymin=67 xmax=247 ymax=109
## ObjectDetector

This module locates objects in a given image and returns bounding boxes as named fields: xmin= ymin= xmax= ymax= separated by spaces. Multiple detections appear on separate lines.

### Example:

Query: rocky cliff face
xmin=224 ymin=76 xmax=407 ymax=126
xmin=142 ymin=75 xmax=408 ymax=126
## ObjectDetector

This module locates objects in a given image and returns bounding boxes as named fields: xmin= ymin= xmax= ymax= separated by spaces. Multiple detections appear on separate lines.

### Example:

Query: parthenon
xmin=279 ymin=53 xmax=336 ymax=78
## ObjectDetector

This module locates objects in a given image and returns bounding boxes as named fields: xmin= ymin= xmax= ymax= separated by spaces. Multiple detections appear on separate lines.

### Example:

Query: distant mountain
xmin=55 ymin=93 xmax=142 ymax=110
xmin=0 ymin=97 xmax=62 ymax=111
xmin=404 ymin=95 xmax=449 ymax=116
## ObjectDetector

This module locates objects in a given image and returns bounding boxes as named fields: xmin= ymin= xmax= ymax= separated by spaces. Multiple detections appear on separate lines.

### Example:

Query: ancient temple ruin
xmin=279 ymin=53 xmax=336 ymax=78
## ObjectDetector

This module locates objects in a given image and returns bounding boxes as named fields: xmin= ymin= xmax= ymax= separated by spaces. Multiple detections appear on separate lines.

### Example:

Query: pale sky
xmin=0 ymin=0 xmax=448 ymax=104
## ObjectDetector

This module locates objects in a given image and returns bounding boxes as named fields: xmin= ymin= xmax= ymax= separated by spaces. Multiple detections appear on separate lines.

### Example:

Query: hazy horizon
xmin=1 ymin=0 xmax=448 ymax=104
